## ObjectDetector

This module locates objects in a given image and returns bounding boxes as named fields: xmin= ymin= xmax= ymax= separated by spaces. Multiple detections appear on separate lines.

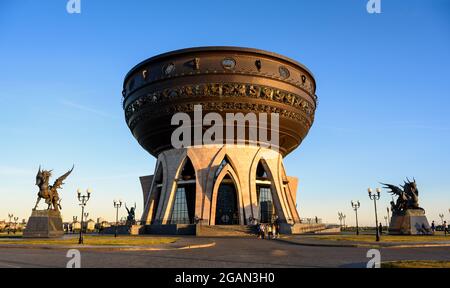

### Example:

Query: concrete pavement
xmin=0 ymin=237 xmax=449 ymax=268
xmin=277 ymin=235 xmax=450 ymax=248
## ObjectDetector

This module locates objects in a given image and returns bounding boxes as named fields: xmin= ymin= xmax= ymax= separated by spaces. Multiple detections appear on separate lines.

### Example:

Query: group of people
xmin=257 ymin=222 xmax=280 ymax=239
xmin=248 ymin=217 xmax=280 ymax=239
xmin=431 ymin=220 xmax=448 ymax=235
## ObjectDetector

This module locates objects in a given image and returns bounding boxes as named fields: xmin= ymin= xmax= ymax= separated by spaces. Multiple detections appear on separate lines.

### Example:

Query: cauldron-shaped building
xmin=123 ymin=47 xmax=317 ymax=234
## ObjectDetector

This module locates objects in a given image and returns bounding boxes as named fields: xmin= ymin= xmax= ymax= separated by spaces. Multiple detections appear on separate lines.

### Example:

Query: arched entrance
xmin=215 ymin=175 xmax=239 ymax=225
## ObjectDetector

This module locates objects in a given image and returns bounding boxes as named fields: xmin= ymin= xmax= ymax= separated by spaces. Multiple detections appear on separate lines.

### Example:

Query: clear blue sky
xmin=0 ymin=0 xmax=449 ymax=225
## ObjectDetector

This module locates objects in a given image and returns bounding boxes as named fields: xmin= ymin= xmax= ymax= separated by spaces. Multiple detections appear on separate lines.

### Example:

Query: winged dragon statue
xmin=381 ymin=178 xmax=423 ymax=215
xmin=33 ymin=165 xmax=74 ymax=211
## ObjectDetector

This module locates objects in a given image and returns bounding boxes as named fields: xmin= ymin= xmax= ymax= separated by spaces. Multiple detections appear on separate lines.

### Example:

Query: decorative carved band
xmin=127 ymin=101 xmax=313 ymax=132
xmin=124 ymin=69 xmax=317 ymax=100
xmin=124 ymin=82 xmax=316 ymax=122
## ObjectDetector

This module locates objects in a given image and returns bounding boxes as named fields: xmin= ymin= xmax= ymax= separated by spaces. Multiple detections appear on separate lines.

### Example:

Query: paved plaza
xmin=0 ymin=237 xmax=449 ymax=268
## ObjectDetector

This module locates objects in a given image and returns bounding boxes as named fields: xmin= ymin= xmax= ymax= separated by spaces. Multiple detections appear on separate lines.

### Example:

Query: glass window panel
xmin=259 ymin=186 xmax=275 ymax=223
xmin=169 ymin=187 xmax=190 ymax=224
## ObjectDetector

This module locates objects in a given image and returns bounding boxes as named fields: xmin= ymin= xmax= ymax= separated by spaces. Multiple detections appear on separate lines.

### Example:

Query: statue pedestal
xmin=389 ymin=209 xmax=432 ymax=235
xmin=23 ymin=210 xmax=64 ymax=238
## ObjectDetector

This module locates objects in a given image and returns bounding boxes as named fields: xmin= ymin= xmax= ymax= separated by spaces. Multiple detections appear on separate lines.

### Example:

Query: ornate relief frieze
xmin=124 ymin=82 xmax=315 ymax=122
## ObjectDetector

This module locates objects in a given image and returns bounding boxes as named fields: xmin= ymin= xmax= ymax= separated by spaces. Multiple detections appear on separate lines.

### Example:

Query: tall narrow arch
xmin=210 ymin=162 xmax=244 ymax=225
xmin=141 ymin=159 xmax=166 ymax=225
xmin=150 ymin=163 xmax=164 ymax=223
xmin=255 ymin=160 xmax=276 ymax=223
xmin=168 ymin=157 xmax=196 ymax=224
xmin=215 ymin=174 xmax=239 ymax=225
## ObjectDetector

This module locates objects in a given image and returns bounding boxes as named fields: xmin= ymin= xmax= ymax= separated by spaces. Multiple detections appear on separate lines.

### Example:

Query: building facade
xmin=122 ymin=47 xmax=317 ymax=233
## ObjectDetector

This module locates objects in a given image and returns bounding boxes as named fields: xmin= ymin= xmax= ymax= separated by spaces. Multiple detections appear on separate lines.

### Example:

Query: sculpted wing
xmin=381 ymin=183 xmax=403 ymax=196
xmin=52 ymin=165 xmax=74 ymax=191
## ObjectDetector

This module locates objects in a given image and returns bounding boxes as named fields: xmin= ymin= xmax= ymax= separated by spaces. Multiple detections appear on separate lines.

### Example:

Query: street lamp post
xmin=351 ymin=201 xmax=361 ymax=235
xmin=439 ymin=213 xmax=446 ymax=236
xmin=114 ymin=199 xmax=122 ymax=238
xmin=338 ymin=212 xmax=344 ymax=229
xmin=13 ymin=217 xmax=18 ymax=234
xmin=84 ymin=212 xmax=89 ymax=233
xmin=72 ymin=216 xmax=77 ymax=234
xmin=77 ymin=188 xmax=92 ymax=244
xmin=368 ymin=187 xmax=381 ymax=242
xmin=7 ymin=214 xmax=13 ymax=235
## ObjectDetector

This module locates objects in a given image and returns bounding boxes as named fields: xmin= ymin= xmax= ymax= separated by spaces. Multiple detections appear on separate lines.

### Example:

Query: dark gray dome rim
xmin=123 ymin=46 xmax=316 ymax=89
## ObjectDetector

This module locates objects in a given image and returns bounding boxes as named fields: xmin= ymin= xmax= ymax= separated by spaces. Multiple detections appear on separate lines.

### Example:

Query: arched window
xmin=169 ymin=157 xmax=196 ymax=224
xmin=170 ymin=187 xmax=190 ymax=224
xmin=256 ymin=161 xmax=275 ymax=223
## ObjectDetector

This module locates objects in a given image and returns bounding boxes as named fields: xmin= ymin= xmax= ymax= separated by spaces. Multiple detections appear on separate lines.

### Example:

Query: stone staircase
xmin=196 ymin=225 xmax=258 ymax=237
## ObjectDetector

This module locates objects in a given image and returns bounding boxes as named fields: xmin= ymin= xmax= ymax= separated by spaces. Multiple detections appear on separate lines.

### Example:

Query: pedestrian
xmin=379 ymin=222 xmax=383 ymax=235
xmin=275 ymin=217 xmax=280 ymax=238
xmin=431 ymin=221 xmax=436 ymax=234
xmin=272 ymin=222 xmax=278 ymax=239
xmin=267 ymin=223 xmax=273 ymax=239
xmin=256 ymin=222 xmax=261 ymax=238
xmin=260 ymin=223 xmax=265 ymax=239
xmin=444 ymin=221 xmax=448 ymax=236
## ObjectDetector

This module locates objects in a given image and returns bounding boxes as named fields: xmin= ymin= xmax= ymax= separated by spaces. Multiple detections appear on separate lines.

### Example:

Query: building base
xmin=101 ymin=225 xmax=144 ymax=235
xmin=388 ymin=209 xmax=432 ymax=235
xmin=23 ymin=210 xmax=64 ymax=238
xmin=279 ymin=223 xmax=327 ymax=234
xmin=138 ymin=223 xmax=326 ymax=236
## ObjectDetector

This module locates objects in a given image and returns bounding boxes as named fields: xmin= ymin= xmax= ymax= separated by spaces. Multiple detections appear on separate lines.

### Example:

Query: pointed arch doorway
xmin=215 ymin=175 xmax=239 ymax=225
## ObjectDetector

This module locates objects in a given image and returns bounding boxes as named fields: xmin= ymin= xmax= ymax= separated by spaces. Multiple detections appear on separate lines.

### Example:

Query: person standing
xmin=272 ymin=223 xmax=278 ymax=239
xmin=275 ymin=217 xmax=280 ymax=238
xmin=431 ymin=221 xmax=436 ymax=234
xmin=379 ymin=222 xmax=383 ymax=235
xmin=444 ymin=221 xmax=448 ymax=236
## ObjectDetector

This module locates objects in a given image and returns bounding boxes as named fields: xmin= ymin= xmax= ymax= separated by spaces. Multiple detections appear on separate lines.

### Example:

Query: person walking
xmin=266 ymin=223 xmax=272 ymax=239
xmin=256 ymin=222 xmax=261 ymax=238
xmin=272 ymin=222 xmax=278 ymax=239
xmin=275 ymin=217 xmax=280 ymax=238
xmin=431 ymin=221 xmax=436 ymax=234
xmin=444 ymin=221 xmax=448 ymax=236
xmin=379 ymin=222 xmax=383 ymax=235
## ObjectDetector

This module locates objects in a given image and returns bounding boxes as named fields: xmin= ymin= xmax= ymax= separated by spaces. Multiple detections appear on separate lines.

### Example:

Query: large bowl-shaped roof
xmin=123 ymin=46 xmax=317 ymax=157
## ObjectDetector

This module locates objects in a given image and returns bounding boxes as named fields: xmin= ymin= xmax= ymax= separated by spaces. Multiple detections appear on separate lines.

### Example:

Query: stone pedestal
xmin=100 ymin=224 xmax=144 ymax=235
xmin=388 ymin=209 xmax=432 ymax=235
xmin=23 ymin=210 xmax=64 ymax=238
